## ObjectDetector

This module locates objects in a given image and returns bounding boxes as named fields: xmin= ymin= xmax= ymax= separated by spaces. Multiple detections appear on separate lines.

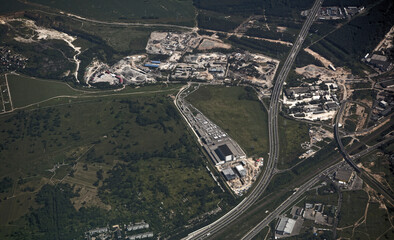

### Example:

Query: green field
xmin=358 ymin=141 xmax=394 ymax=191
xmin=277 ymin=115 xmax=310 ymax=169
xmin=187 ymin=85 xmax=269 ymax=158
xmin=338 ymin=190 xmax=368 ymax=228
xmin=0 ymin=85 xmax=230 ymax=238
xmin=337 ymin=190 xmax=393 ymax=239
xmin=28 ymin=0 xmax=196 ymax=26
xmin=7 ymin=74 xmax=81 ymax=108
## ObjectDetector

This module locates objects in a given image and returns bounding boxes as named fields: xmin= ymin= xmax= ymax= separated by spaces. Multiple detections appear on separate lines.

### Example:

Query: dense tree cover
xmin=193 ymin=0 xmax=314 ymax=17
xmin=324 ymin=0 xmax=394 ymax=57
xmin=197 ymin=13 xmax=241 ymax=32
xmin=99 ymin=130 xmax=224 ymax=233
xmin=0 ymin=177 xmax=13 ymax=193
xmin=9 ymin=184 xmax=109 ymax=240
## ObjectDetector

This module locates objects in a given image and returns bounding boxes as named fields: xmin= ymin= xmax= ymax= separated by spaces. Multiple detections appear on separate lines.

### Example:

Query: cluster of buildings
xmin=370 ymin=90 xmax=393 ymax=123
xmin=145 ymin=31 xmax=201 ymax=55
xmin=169 ymin=53 xmax=228 ymax=81
xmin=276 ymin=193 xmax=337 ymax=238
xmin=178 ymin=87 xmax=262 ymax=195
xmin=0 ymin=47 xmax=27 ymax=73
xmin=283 ymin=81 xmax=340 ymax=121
xmin=363 ymin=53 xmax=393 ymax=73
xmin=179 ymin=99 xmax=246 ymax=166
xmin=84 ymin=56 xmax=156 ymax=86
xmin=301 ymin=6 xmax=364 ymax=20
xmin=84 ymin=31 xmax=278 ymax=87
xmin=228 ymin=52 xmax=279 ymax=88
xmin=85 ymin=221 xmax=153 ymax=240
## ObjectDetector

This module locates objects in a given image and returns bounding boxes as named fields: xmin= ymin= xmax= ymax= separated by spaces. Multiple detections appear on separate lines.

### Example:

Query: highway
xmin=334 ymin=101 xmax=394 ymax=203
xmin=241 ymin=134 xmax=394 ymax=239
xmin=183 ymin=0 xmax=323 ymax=239
xmin=241 ymin=161 xmax=345 ymax=240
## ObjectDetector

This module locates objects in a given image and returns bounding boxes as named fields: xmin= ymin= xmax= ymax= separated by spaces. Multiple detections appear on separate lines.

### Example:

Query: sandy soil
xmin=197 ymin=38 xmax=231 ymax=50
xmin=3 ymin=18 xmax=82 ymax=82
xmin=304 ymin=47 xmax=333 ymax=68
xmin=374 ymin=25 xmax=394 ymax=52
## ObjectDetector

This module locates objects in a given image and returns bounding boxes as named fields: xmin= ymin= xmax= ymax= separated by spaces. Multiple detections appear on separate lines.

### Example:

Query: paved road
xmin=241 ymin=134 xmax=393 ymax=239
xmin=241 ymin=161 xmax=345 ymax=240
xmin=183 ymin=1 xmax=323 ymax=239
xmin=335 ymin=101 xmax=394 ymax=203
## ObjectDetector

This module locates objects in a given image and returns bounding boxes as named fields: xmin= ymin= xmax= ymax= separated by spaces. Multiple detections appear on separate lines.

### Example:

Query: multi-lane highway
xmin=241 ymin=132 xmax=394 ymax=239
xmin=335 ymin=101 xmax=394 ymax=203
xmin=241 ymin=161 xmax=345 ymax=240
xmin=184 ymin=0 xmax=323 ymax=239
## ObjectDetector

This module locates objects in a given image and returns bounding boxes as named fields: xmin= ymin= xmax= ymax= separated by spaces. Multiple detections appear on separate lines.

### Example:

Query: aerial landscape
xmin=0 ymin=0 xmax=393 ymax=239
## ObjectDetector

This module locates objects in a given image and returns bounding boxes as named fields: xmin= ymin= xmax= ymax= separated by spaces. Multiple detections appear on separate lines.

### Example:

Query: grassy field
xmin=187 ymin=85 xmax=269 ymax=158
xmin=252 ymin=226 xmax=270 ymax=240
xmin=0 ymin=84 xmax=230 ymax=238
xmin=358 ymin=142 xmax=394 ymax=191
xmin=338 ymin=190 xmax=369 ymax=228
xmin=277 ymin=115 xmax=310 ymax=169
xmin=7 ymin=74 xmax=81 ymax=108
xmin=28 ymin=0 xmax=196 ymax=26
xmin=337 ymin=190 xmax=393 ymax=239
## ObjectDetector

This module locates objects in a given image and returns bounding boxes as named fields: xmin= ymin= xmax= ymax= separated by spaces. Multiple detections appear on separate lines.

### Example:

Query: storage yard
xmin=177 ymin=85 xmax=263 ymax=196
xmin=84 ymin=31 xmax=279 ymax=87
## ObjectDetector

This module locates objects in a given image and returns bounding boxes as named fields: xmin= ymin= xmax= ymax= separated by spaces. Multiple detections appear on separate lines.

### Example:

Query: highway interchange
xmin=335 ymin=101 xmax=394 ymax=204
xmin=184 ymin=0 xmax=324 ymax=239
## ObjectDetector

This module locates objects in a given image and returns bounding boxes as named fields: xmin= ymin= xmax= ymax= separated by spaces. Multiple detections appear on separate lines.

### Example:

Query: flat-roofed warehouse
xmin=335 ymin=169 xmax=353 ymax=185
xmin=222 ymin=168 xmax=237 ymax=181
xmin=215 ymin=144 xmax=233 ymax=162
xmin=276 ymin=217 xmax=296 ymax=236
xmin=235 ymin=164 xmax=247 ymax=178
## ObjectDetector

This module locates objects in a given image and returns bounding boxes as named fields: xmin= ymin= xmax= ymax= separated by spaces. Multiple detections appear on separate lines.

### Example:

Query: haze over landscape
xmin=0 ymin=0 xmax=393 ymax=239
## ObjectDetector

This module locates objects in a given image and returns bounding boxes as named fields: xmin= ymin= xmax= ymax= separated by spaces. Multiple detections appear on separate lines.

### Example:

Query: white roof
xmin=276 ymin=217 xmax=296 ymax=234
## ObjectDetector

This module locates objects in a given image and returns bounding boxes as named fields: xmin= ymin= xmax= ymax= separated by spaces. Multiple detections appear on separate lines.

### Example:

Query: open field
xmin=7 ymin=74 xmax=81 ymax=108
xmin=277 ymin=115 xmax=310 ymax=169
xmin=6 ymin=73 xmax=183 ymax=109
xmin=337 ymin=189 xmax=393 ymax=239
xmin=187 ymin=85 xmax=269 ymax=158
xmin=338 ymin=190 xmax=369 ymax=228
xmin=27 ymin=0 xmax=195 ymax=26
xmin=358 ymin=141 xmax=394 ymax=192
xmin=0 ymin=85 xmax=230 ymax=238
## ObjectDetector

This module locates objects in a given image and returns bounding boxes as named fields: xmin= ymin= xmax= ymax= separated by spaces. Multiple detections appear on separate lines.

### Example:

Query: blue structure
xmin=144 ymin=64 xmax=159 ymax=68
xmin=151 ymin=60 xmax=161 ymax=64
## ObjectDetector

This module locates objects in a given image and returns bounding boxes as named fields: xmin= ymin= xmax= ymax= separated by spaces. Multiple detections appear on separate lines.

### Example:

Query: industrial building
xmin=335 ymin=169 xmax=353 ymax=185
xmin=215 ymin=144 xmax=233 ymax=162
xmin=276 ymin=217 xmax=296 ymax=236
xmin=235 ymin=164 xmax=247 ymax=178
xmin=222 ymin=168 xmax=237 ymax=181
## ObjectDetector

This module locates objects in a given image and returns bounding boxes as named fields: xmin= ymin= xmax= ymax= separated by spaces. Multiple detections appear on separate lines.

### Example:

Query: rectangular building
xmin=215 ymin=144 xmax=233 ymax=162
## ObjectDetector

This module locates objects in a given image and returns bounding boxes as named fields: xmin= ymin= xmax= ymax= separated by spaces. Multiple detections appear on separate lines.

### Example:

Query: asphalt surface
xmin=183 ymin=1 xmax=323 ymax=239
xmin=335 ymin=101 xmax=394 ymax=203
xmin=241 ymin=134 xmax=394 ymax=239
xmin=241 ymin=161 xmax=345 ymax=240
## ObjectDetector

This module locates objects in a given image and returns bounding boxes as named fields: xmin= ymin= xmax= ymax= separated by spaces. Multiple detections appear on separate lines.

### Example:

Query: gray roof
xmin=335 ymin=170 xmax=352 ymax=182
xmin=222 ymin=168 xmax=237 ymax=181
xmin=276 ymin=217 xmax=296 ymax=235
